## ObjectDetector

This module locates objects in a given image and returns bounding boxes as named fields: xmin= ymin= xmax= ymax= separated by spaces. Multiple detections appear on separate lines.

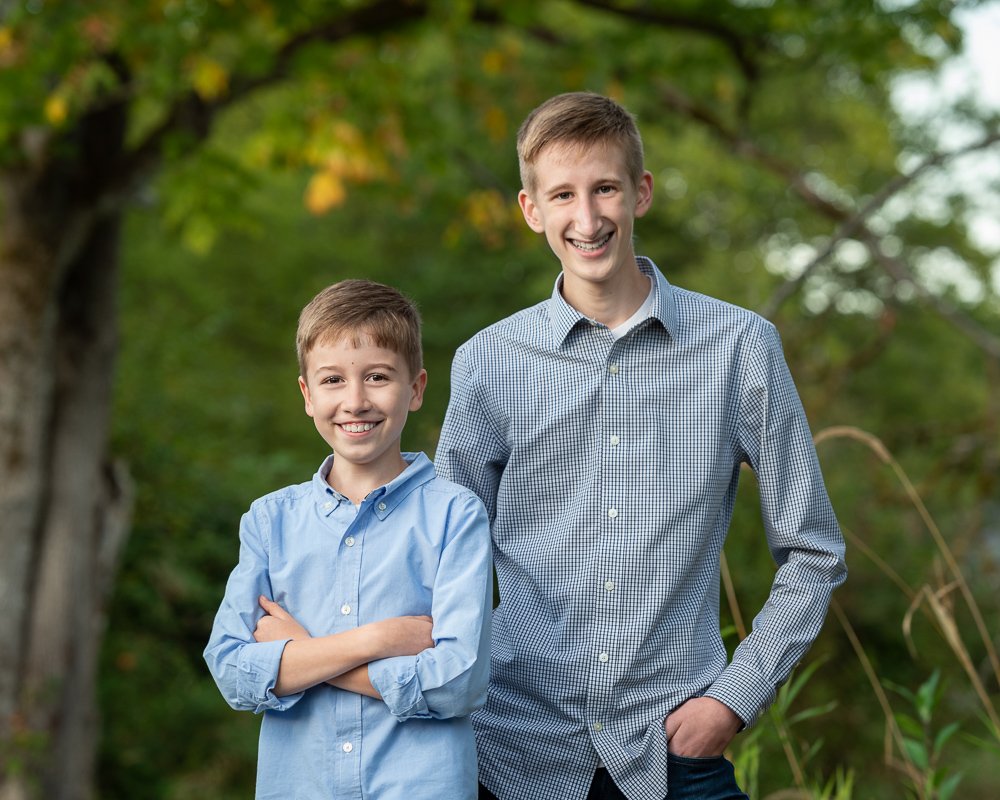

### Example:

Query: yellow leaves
xmin=44 ymin=94 xmax=69 ymax=126
xmin=190 ymin=56 xmax=229 ymax=101
xmin=446 ymin=189 xmax=525 ymax=250
xmin=303 ymin=118 xmax=388 ymax=216
xmin=305 ymin=172 xmax=347 ymax=215
xmin=0 ymin=25 xmax=23 ymax=68
xmin=39 ymin=60 xmax=122 ymax=129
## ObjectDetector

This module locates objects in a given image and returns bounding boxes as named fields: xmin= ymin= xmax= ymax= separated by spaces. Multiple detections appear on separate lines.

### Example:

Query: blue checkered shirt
xmin=435 ymin=258 xmax=846 ymax=800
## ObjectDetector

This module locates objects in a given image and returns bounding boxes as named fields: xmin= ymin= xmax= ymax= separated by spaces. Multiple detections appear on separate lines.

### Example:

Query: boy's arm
xmin=252 ymin=597 xmax=432 ymax=696
xmin=203 ymin=506 xmax=304 ymax=713
xmin=203 ymin=505 xmax=434 ymax=712
xmin=327 ymin=666 xmax=380 ymax=698
xmin=434 ymin=344 xmax=508 ymax=517
xmin=367 ymin=491 xmax=493 ymax=721
xmin=702 ymin=321 xmax=847 ymax=729
xmin=253 ymin=607 xmax=401 ymax=699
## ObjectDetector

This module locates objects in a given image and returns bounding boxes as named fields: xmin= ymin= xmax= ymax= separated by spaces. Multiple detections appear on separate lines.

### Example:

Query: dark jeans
xmin=478 ymin=756 xmax=748 ymax=799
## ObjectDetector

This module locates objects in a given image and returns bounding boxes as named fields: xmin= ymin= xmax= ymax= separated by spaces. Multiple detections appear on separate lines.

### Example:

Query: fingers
xmin=258 ymin=595 xmax=288 ymax=619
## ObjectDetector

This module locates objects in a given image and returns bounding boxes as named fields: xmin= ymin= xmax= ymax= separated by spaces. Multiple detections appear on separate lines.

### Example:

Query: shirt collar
xmin=547 ymin=256 xmax=678 ymax=347
xmin=312 ymin=452 xmax=435 ymax=518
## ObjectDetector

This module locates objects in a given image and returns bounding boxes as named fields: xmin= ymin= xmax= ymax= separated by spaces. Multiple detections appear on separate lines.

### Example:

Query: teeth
xmin=341 ymin=422 xmax=375 ymax=432
xmin=572 ymin=234 xmax=611 ymax=252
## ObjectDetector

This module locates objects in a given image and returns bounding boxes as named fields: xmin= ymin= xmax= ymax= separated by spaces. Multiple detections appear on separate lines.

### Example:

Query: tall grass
xmin=723 ymin=426 xmax=999 ymax=799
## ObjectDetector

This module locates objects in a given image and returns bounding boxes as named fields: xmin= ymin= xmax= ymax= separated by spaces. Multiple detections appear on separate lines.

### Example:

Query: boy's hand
xmin=254 ymin=596 xmax=311 ymax=643
xmin=665 ymin=697 xmax=742 ymax=757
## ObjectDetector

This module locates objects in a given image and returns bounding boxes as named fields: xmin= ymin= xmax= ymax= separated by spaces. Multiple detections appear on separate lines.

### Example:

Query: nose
xmin=345 ymin=381 xmax=371 ymax=414
xmin=574 ymin=195 xmax=601 ymax=238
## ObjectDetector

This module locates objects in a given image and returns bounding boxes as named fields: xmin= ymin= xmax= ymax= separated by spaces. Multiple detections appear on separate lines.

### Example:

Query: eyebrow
xmin=313 ymin=362 xmax=400 ymax=375
xmin=543 ymin=177 xmax=623 ymax=195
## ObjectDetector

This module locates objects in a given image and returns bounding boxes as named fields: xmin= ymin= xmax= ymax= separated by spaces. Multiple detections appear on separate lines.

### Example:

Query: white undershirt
xmin=609 ymin=276 xmax=655 ymax=339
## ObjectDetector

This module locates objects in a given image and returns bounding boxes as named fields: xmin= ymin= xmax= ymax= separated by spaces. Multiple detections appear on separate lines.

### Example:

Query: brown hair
xmin=296 ymin=279 xmax=423 ymax=379
xmin=517 ymin=92 xmax=645 ymax=194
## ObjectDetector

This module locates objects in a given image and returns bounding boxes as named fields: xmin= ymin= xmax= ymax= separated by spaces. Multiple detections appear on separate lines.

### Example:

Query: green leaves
xmin=885 ymin=671 xmax=967 ymax=799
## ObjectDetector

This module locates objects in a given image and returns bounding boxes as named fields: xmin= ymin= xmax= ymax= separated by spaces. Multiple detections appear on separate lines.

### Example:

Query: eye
xmin=596 ymin=184 xmax=616 ymax=195
xmin=366 ymin=373 xmax=389 ymax=384
xmin=554 ymin=191 xmax=573 ymax=201
xmin=320 ymin=375 xmax=343 ymax=385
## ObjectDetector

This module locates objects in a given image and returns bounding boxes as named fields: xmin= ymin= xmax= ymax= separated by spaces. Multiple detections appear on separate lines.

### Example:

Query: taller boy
xmin=435 ymin=92 xmax=847 ymax=800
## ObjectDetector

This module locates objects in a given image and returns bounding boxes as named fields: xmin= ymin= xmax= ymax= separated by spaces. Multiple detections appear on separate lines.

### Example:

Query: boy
xmin=205 ymin=279 xmax=492 ymax=800
xmin=435 ymin=92 xmax=847 ymax=800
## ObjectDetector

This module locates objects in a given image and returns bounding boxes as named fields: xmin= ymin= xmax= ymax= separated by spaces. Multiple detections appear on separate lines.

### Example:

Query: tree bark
xmin=0 ymin=168 xmax=61 ymax=800
xmin=0 ymin=95 xmax=133 ymax=800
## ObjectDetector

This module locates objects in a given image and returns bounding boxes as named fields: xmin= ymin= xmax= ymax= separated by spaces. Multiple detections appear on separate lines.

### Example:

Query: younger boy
xmin=205 ymin=279 xmax=492 ymax=800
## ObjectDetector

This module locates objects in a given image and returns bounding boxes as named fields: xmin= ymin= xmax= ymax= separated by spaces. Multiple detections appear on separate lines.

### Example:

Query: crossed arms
xmin=251 ymin=595 xmax=433 ymax=698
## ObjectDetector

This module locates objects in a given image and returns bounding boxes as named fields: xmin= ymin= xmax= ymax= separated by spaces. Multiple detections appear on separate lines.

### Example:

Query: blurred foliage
xmin=0 ymin=0 xmax=982 ymax=796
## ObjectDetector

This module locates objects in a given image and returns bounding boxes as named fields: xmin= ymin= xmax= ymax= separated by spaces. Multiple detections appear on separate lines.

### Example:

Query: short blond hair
xmin=296 ymin=280 xmax=422 ymax=379
xmin=517 ymin=92 xmax=645 ymax=194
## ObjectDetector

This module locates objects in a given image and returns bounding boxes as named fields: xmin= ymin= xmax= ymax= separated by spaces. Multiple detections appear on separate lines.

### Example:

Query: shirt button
xmin=609 ymin=435 xmax=620 ymax=446
xmin=345 ymin=536 xmax=355 ymax=547
xmin=323 ymin=501 xmax=334 ymax=510
xmin=377 ymin=501 xmax=387 ymax=512
xmin=608 ymin=508 xmax=618 ymax=519
xmin=608 ymin=363 xmax=619 ymax=375
xmin=604 ymin=580 xmax=615 ymax=592
xmin=593 ymin=722 xmax=604 ymax=732
xmin=340 ymin=604 xmax=351 ymax=615
xmin=598 ymin=652 xmax=609 ymax=663
xmin=342 ymin=742 xmax=353 ymax=753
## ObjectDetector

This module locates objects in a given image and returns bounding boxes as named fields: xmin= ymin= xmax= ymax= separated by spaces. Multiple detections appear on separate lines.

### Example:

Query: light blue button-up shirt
xmin=204 ymin=452 xmax=492 ymax=800
xmin=435 ymin=258 xmax=847 ymax=800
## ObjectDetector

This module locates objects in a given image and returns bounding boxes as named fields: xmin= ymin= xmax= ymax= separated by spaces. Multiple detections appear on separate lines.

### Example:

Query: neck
xmin=561 ymin=263 xmax=650 ymax=328
xmin=328 ymin=454 xmax=408 ymax=504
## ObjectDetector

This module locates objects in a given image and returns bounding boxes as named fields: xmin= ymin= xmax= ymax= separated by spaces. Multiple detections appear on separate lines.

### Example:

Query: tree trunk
xmin=0 ymin=96 xmax=134 ymax=800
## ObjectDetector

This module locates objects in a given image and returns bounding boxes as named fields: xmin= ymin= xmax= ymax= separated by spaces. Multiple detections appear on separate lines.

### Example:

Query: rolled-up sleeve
xmin=369 ymin=492 xmax=492 ymax=720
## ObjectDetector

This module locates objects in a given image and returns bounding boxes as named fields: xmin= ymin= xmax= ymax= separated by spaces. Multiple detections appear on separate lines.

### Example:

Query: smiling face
xmin=298 ymin=334 xmax=427 ymax=490
xmin=518 ymin=139 xmax=653 ymax=299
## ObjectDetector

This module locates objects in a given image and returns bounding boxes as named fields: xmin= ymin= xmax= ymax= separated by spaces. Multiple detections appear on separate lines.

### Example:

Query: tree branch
xmin=577 ymin=0 xmax=764 ymax=85
xmin=118 ymin=0 xmax=436 ymax=199
xmin=859 ymin=228 xmax=1000 ymax=360
xmin=655 ymin=80 xmax=1000 ymax=360
xmin=760 ymin=129 xmax=1000 ymax=318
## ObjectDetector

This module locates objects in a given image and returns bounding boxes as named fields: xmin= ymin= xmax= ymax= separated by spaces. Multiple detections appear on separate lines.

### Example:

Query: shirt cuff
xmin=368 ymin=655 xmax=431 ymax=719
xmin=236 ymin=639 xmax=303 ymax=713
xmin=703 ymin=660 xmax=776 ymax=729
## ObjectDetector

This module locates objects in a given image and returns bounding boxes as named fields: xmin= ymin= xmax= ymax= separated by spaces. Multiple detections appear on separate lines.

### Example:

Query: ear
xmin=408 ymin=369 xmax=428 ymax=412
xmin=634 ymin=171 xmax=653 ymax=219
xmin=518 ymin=189 xmax=545 ymax=233
xmin=298 ymin=376 xmax=315 ymax=418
